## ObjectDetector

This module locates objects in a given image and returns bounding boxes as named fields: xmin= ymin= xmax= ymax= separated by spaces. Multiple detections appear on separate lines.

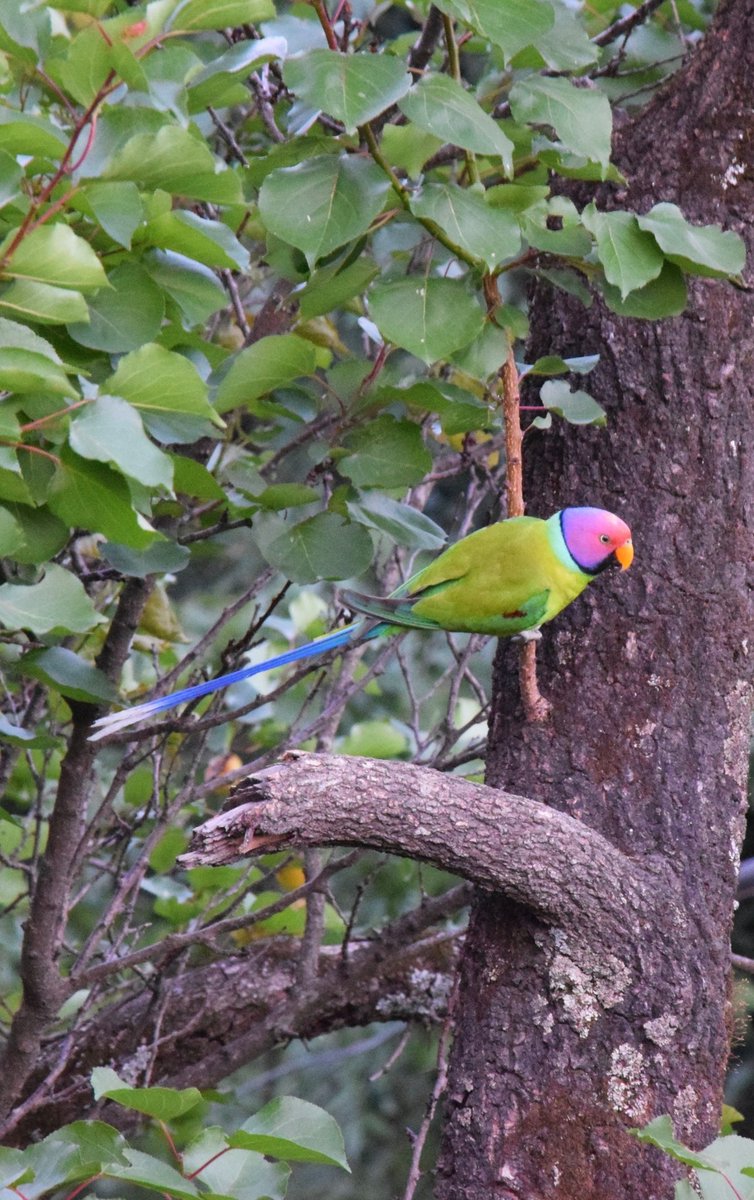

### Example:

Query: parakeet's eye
xmin=599 ymin=534 xmax=610 ymax=544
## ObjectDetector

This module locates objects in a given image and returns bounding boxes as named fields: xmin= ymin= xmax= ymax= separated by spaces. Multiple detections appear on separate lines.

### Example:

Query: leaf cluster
xmin=0 ymin=1068 xmax=349 ymax=1200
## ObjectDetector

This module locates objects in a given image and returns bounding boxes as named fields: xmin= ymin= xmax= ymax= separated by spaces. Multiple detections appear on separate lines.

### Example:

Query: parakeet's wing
xmin=340 ymin=583 xmax=451 ymax=630
xmin=341 ymin=579 xmax=550 ymax=634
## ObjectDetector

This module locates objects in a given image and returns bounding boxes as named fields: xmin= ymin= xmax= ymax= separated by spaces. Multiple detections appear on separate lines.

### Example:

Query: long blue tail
xmin=89 ymin=620 xmax=381 ymax=741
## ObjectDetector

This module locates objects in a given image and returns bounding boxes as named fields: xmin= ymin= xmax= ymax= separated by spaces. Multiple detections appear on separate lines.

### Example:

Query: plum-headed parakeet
xmin=89 ymin=506 xmax=633 ymax=741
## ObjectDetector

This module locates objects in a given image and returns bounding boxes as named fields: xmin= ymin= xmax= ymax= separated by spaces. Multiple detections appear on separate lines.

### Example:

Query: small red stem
xmin=64 ymin=1175 xmax=102 ymax=1200
xmin=67 ymin=113 xmax=98 ymax=175
xmin=186 ymin=1147 xmax=231 ymax=1181
xmin=6 ymin=443 xmax=61 ymax=466
xmin=159 ymin=1120 xmax=183 ymax=1167
xmin=21 ymin=398 xmax=92 ymax=433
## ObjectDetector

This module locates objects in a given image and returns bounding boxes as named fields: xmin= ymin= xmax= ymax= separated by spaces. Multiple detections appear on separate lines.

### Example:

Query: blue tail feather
xmin=89 ymin=620 xmax=381 ymax=741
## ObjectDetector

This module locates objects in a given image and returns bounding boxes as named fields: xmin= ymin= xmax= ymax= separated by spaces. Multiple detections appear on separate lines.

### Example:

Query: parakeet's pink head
xmin=560 ymin=507 xmax=634 ymax=574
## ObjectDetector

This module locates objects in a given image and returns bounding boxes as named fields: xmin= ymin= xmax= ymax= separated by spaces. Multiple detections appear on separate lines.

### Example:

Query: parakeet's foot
xmin=512 ymin=629 xmax=542 ymax=643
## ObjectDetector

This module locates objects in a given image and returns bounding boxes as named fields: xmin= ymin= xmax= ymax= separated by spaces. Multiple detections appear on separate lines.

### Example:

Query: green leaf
xmin=541 ymin=379 xmax=606 ymax=426
xmin=79 ymin=181 xmax=144 ymax=249
xmin=528 ymin=4 xmax=597 ymax=70
xmin=17 ymin=448 xmax=55 ymax=505
xmin=0 ymin=564 xmax=104 ymax=635
xmin=0 ymin=403 xmax=19 ymax=440
xmin=298 ymin=258 xmax=378 ymax=321
xmin=399 ymin=75 xmax=514 ymax=176
xmin=582 ymin=206 xmax=664 ymax=298
xmin=0 ymin=149 xmax=22 ymax=208
xmin=56 ymin=24 xmax=114 ymax=106
xmin=0 ymin=0 xmax=50 ymax=61
xmin=144 ymin=251 xmax=227 ymax=326
xmin=259 ymin=155 xmax=392 ymax=265
xmin=2 ymin=503 xmax=68 ymax=565
xmin=188 ymin=37 xmax=286 ymax=111
xmin=91 ymin=1068 xmax=203 ymax=1119
xmin=214 ymin=335 xmax=317 ymax=415
xmin=0 ymin=318 xmax=77 ymax=397
xmin=0 ymin=279 xmax=89 ymax=326
xmin=510 ymin=76 xmax=612 ymax=168
xmin=184 ymin=1128 xmax=289 ymax=1200
xmin=637 ymin=202 xmax=746 ymax=277
xmin=146 ymin=209 xmax=249 ymax=270
xmin=1 ymin=225 xmax=107 ymax=291
xmin=339 ymin=718 xmax=408 ymax=758
xmin=0 ymin=505 xmax=25 ymax=557
xmin=381 ymin=124 xmax=444 ymax=178
xmin=263 ymin=513 xmax=373 ymax=583
xmin=169 ymin=0 xmax=275 ymax=31
xmin=438 ymin=0 xmax=555 ymax=62
xmin=0 ymin=1147 xmax=33 ymax=1192
xmin=632 ymin=1115 xmax=719 ymax=1170
xmin=171 ymin=454 xmax=226 ymax=501
xmin=54 ymin=1121 xmax=128 ymax=1174
xmin=105 ymin=344 xmax=222 ymax=443
xmin=411 ymin=183 xmax=521 ymax=269
xmin=105 ymin=1149 xmax=199 ymax=1200
xmin=70 ymin=395 xmax=174 ymax=489
xmin=149 ymin=826 xmax=189 ymax=874
xmin=601 ymin=261 xmax=687 ymax=319
xmin=340 ymin=415 xmax=431 ymax=487
xmin=721 ymin=1106 xmax=745 ymax=1137
xmin=0 ymin=714 xmax=58 ymax=748
xmin=101 ymin=539 xmax=190 ymax=578
xmin=104 ymin=126 xmax=242 ymax=203
xmin=68 ymin=262 xmax=165 ymax=352
xmin=257 ymin=483 xmax=320 ymax=510
xmin=49 ymin=447 xmax=159 ymax=549
xmin=0 ymin=112 xmax=67 ymax=158
xmin=521 ymin=354 xmax=599 ymax=377
xmin=536 ymin=266 xmax=593 ymax=307
xmin=369 ymin=277 xmax=484 ymax=364
xmin=283 ymin=49 xmax=411 ymax=134
xmin=0 ymin=448 xmax=33 ymax=504
xmin=20 ymin=647 xmax=118 ymax=704
xmin=382 ymin=380 xmax=490 ymax=435
xmin=347 ymin=493 xmax=446 ymax=550
xmin=520 ymin=209 xmax=592 ymax=258
xmin=229 ymin=1095 xmax=350 ymax=1171
xmin=0 ymin=1136 xmax=78 ymax=1199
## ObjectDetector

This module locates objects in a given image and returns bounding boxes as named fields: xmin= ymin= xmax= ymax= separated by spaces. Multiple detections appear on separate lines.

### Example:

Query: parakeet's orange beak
xmin=615 ymin=540 xmax=634 ymax=570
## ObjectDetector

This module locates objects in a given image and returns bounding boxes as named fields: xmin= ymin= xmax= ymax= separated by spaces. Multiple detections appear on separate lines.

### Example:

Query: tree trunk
xmin=436 ymin=0 xmax=754 ymax=1195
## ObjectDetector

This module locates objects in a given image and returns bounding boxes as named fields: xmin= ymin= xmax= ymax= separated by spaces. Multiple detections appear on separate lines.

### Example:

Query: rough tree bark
xmin=435 ymin=0 xmax=754 ymax=1195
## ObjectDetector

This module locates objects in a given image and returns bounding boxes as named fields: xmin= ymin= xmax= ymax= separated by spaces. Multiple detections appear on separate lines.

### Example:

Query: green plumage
xmin=342 ymin=514 xmax=591 ymax=638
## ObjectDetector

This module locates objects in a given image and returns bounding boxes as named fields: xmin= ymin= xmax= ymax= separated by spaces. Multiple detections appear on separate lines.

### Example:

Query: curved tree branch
xmin=181 ymin=752 xmax=664 ymax=948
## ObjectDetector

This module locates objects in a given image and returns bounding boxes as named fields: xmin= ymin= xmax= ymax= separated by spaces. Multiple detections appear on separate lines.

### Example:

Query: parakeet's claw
xmin=512 ymin=628 xmax=542 ymax=643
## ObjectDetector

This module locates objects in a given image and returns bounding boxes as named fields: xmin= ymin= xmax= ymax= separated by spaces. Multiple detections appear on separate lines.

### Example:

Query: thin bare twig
xmin=593 ymin=0 xmax=669 ymax=46
xmin=401 ymin=974 xmax=458 ymax=1200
